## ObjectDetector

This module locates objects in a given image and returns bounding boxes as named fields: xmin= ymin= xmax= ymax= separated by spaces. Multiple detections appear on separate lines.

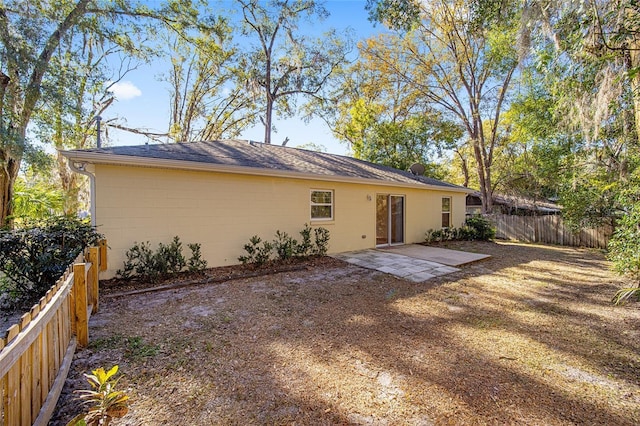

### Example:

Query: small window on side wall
xmin=311 ymin=190 xmax=333 ymax=221
xmin=442 ymin=197 xmax=451 ymax=228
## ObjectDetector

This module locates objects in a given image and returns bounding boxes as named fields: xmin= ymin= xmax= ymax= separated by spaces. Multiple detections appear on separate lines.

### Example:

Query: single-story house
xmin=466 ymin=191 xmax=561 ymax=216
xmin=61 ymin=139 xmax=471 ymax=278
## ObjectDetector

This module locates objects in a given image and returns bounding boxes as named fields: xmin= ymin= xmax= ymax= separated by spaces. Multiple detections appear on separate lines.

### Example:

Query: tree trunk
xmin=455 ymin=148 xmax=470 ymax=187
xmin=622 ymin=3 xmax=640 ymax=145
xmin=0 ymin=72 xmax=16 ymax=228
xmin=629 ymin=47 xmax=640 ymax=144
xmin=0 ymin=155 xmax=19 ymax=228
xmin=264 ymin=96 xmax=273 ymax=144
xmin=472 ymin=138 xmax=493 ymax=213
xmin=484 ymin=164 xmax=493 ymax=213
xmin=0 ymin=0 xmax=91 ymax=227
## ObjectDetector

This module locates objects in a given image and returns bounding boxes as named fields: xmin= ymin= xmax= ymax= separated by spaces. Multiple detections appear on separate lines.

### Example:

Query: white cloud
xmin=107 ymin=81 xmax=142 ymax=100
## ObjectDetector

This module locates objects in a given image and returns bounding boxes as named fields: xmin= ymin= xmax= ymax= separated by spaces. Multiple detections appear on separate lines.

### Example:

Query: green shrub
xmin=425 ymin=216 xmax=495 ymax=243
xmin=116 ymin=241 xmax=155 ymax=280
xmin=158 ymin=236 xmax=186 ymax=274
xmin=238 ymin=236 xmax=273 ymax=266
xmin=465 ymin=216 xmax=496 ymax=240
xmin=456 ymin=226 xmax=477 ymax=240
xmin=239 ymin=224 xmax=331 ymax=266
xmin=273 ymin=231 xmax=297 ymax=261
xmin=295 ymin=224 xmax=330 ymax=258
xmin=313 ymin=227 xmax=330 ymax=256
xmin=187 ymin=243 xmax=208 ymax=272
xmin=117 ymin=236 xmax=207 ymax=282
xmin=424 ymin=229 xmax=440 ymax=242
xmin=425 ymin=228 xmax=453 ymax=243
xmin=0 ymin=216 xmax=102 ymax=309
xmin=295 ymin=224 xmax=314 ymax=257
xmin=608 ymin=186 xmax=640 ymax=304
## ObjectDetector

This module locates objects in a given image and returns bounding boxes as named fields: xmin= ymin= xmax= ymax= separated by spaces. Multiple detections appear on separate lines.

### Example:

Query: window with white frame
xmin=442 ymin=197 xmax=451 ymax=228
xmin=310 ymin=190 xmax=333 ymax=220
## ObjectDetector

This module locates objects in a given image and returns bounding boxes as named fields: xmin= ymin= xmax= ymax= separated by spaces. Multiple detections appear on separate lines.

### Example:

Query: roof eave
xmin=60 ymin=150 xmax=472 ymax=193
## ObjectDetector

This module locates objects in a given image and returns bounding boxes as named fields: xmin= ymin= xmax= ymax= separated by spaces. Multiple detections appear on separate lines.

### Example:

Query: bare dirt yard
xmin=52 ymin=241 xmax=640 ymax=425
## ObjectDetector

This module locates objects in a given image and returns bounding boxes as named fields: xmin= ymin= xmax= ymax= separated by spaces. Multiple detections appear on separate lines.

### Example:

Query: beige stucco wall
xmin=95 ymin=164 xmax=467 ymax=277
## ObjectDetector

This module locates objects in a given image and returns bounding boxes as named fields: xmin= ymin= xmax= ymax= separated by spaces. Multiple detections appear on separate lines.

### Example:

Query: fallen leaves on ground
xmin=52 ymin=241 xmax=640 ymax=425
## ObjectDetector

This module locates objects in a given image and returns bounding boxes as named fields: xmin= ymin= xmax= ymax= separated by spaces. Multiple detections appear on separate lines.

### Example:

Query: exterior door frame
xmin=376 ymin=193 xmax=405 ymax=247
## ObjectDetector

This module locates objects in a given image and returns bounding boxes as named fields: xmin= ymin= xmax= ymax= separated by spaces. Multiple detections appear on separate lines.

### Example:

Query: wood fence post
xmin=98 ymin=239 xmax=107 ymax=271
xmin=87 ymin=247 xmax=99 ymax=314
xmin=0 ymin=337 xmax=4 ymax=423
xmin=72 ymin=264 xmax=89 ymax=348
xmin=20 ymin=313 xmax=33 ymax=425
xmin=5 ymin=325 xmax=20 ymax=424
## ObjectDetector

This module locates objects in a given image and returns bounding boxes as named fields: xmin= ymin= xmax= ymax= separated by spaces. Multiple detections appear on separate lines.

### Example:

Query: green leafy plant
xmin=608 ymin=185 xmax=640 ymax=305
xmin=12 ymin=176 xmax=65 ymax=223
xmin=313 ymin=227 xmax=330 ymax=256
xmin=157 ymin=236 xmax=187 ymax=275
xmin=67 ymin=365 xmax=129 ymax=426
xmin=454 ymin=226 xmax=476 ymax=240
xmin=425 ymin=216 xmax=495 ymax=243
xmin=117 ymin=236 xmax=207 ymax=282
xmin=612 ymin=287 xmax=640 ymax=305
xmin=0 ymin=216 xmax=102 ymax=309
xmin=464 ymin=216 xmax=496 ymax=240
xmin=295 ymin=223 xmax=314 ymax=257
xmin=238 ymin=235 xmax=273 ymax=266
xmin=125 ymin=336 xmax=159 ymax=360
xmin=273 ymin=231 xmax=297 ymax=261
xmin=116 ymin=241 xmax=153 ymax=280
xmin=187 ymin=243 xmax=208 ymax=271
xmin=239 ymin=225 xmax=331 ymax=266
xmin=425 ymin=228 xmax=447 ymax=243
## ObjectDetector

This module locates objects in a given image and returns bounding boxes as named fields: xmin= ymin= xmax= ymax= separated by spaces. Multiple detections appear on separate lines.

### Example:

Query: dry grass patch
xmin=52 ymin=242 xmax=640 ymax=425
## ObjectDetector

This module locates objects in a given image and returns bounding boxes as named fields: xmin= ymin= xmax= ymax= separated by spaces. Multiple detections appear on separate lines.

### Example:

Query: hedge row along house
xmin=61 ymin=139 xmax=470 ymax=278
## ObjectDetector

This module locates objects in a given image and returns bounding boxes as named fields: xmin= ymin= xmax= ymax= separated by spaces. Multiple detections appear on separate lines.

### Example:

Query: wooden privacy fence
xmin=488 ymin=214 xmax=613 ymax=249
xmin=0 ymin=240 xmax=107 ymax=426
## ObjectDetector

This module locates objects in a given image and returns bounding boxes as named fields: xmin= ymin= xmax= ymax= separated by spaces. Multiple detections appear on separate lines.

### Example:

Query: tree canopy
xmin=360 ymin=0 xmax=519 ymax=211
xmin=0 ymin=0 xmax=190 ymax=227
xmin=5 ymin=0 xmax=640 ymax=297
xmin=235 ymin=0 xmax=351 ymax=144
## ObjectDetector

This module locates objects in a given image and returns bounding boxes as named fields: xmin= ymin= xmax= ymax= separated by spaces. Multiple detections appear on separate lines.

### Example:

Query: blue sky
xmin=104 ymin=0 xmax=382 ymax=156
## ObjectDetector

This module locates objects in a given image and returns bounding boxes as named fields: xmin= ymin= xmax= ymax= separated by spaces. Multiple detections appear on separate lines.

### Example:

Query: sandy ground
xmin=51 ymin=241 xmax=640 ymax=425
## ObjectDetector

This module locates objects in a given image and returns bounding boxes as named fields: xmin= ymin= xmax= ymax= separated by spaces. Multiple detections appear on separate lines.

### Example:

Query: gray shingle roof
xmin=69 ymin=139 xmax=465 ymax=190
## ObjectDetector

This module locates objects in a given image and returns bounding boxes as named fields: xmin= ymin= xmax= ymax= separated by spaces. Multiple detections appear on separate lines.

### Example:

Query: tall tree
xmin=236 ymin=0 xmax=351 ymax=144
xmin=515 ymin=0 xmax=639 ymax=227
xmin=519 ymin=0 xmax=640 ymax=299
xmin=166 ymin=16 xmax=256 ymax=142
xmin=13 ymin=171 xmax=66 ymax=224
xmin=0 ymin=0 xmax=202 ymax=226
xmin=521 ymin=0 xmax=640 ymax=144
xmin=33 ymin=28 xmax=140 ymax=215
xmin=326 ymin=34 xmax=462 ymax=175
xmin=0 ymin=0 xmax=92 ymax=227
xmin=366 ymin=0 xmax=519 ymax=212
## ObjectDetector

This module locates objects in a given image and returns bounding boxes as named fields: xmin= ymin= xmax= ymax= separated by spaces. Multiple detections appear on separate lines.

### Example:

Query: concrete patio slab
xmin=332 ymin=250 xmax=460 ymax=283
xmin=332 ymin=244 xmax=490 ymax=283
xmin=378 ymin=244 xmax=491 ymax=267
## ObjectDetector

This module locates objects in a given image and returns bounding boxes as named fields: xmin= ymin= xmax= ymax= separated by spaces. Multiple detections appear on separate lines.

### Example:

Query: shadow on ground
xmin=51 ymin=241 xmax=640 ymax=425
